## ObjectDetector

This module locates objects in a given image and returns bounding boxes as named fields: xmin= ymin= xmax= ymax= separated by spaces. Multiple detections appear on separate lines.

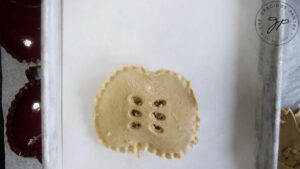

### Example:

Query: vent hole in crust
xmin=152 ymin=112 xmax=166 ymax=120
xmin=152 ymin=124 xmax=164 ymax=133
xmin=130 ymin=122 xmax=142 ymax=129
xmin=153 ymin=99 xmax=166 ymax=107
xmin=131 ymin=109 xmax=142 ymax=117
xmin=132 ymin=96 xmax=142 ymax=105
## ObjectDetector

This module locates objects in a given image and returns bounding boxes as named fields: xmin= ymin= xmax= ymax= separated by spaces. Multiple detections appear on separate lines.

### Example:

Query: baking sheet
xmin=62 ymin=0 xmax=262 ymax=169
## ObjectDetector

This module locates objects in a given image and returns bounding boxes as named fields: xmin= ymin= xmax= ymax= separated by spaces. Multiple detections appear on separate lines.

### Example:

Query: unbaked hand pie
xmin=278 ymin=108 xmax=300 ymax=169
xmin=94 ymin=65 xmax=200 ymax=159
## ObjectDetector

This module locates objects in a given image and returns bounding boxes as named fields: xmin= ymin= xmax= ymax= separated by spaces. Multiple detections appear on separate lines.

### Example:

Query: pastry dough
xmin=279 ymin=108 xmax=300 ymax=169
xmin=94 ymin=65 xmax=200 ymax=159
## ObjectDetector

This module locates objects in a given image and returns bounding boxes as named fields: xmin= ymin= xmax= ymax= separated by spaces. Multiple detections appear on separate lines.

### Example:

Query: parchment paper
xmin=281 ymin=0 xmax=300 ymax=111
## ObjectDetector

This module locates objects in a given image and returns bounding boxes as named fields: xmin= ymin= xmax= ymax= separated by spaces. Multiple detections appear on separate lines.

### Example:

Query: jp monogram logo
xmin=255 ymin=1 xmax=299 ymax=45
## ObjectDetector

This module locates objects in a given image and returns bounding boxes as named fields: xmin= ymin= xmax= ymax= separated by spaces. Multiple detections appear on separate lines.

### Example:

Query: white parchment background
xmin=63 ymin=0 xmax=260 ymax=169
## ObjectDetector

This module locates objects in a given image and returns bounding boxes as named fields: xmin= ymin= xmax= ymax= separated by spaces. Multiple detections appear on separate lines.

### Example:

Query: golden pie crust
xmin=94 ymin=65 xmax=200 ymax=159
xmin=279 ymin=108 xmax=300 ymax=169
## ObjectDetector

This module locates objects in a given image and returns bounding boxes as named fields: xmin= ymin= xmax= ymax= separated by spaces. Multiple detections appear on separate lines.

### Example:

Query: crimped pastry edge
xmin=94 ymin=65 xmax=200 ymax=159
xmin=279 ymin=108 xmax=300 ymax=169
xmin=6 ymin=80 xmax=41 ymax=158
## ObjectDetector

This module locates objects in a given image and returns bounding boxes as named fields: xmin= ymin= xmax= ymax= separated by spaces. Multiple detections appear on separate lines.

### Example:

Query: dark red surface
xmin=6 ymin=80 xmax=41 ymax=162
xmin=0 ymin=0 xmax=41 ymax=63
